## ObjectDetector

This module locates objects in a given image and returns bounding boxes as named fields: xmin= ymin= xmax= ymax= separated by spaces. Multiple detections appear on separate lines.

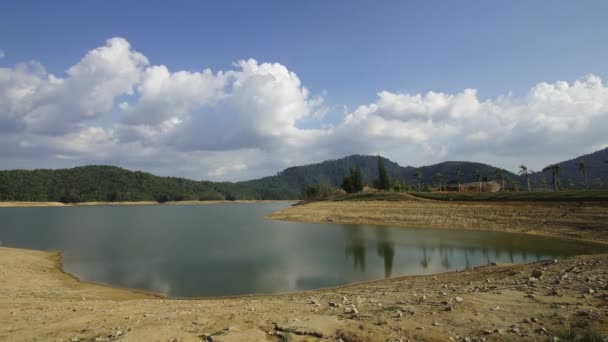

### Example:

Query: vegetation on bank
xmin=410 ymin=190 xmax=608 ymax=202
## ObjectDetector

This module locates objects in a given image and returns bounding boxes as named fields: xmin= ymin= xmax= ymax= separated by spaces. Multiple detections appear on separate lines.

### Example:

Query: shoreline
xmin=0 ymin=199 xmax=295 ymax=208
xmin=3 ymin=200 xmax=608 ymax=340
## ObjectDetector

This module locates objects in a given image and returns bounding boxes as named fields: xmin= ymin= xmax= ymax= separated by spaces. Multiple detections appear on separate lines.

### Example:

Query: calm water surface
xmin=1 ymin=202 xmax=605 ymax=297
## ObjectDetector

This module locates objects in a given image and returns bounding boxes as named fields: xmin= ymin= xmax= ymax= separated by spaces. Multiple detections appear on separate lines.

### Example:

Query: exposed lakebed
xmin=1 ymin=202 xmax=605 ymax=297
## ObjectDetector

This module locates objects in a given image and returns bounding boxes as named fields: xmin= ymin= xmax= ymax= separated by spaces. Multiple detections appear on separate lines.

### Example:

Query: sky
xmin=1 ymin=1 xmax=608 ymax=181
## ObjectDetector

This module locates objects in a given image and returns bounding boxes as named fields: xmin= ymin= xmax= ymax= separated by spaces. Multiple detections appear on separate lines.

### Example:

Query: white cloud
xmin=0 ymin=37 xmax=607 ymax=180
xmin=0 ymin=50 xmax=5 ymax=59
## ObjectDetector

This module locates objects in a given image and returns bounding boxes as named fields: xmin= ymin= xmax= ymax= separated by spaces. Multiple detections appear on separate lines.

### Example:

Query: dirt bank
xmin=267 ymin=200 xmax=608 ymax=243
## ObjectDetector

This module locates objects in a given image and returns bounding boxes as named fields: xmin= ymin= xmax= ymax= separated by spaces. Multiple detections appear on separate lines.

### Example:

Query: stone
xmin=532 ymin=270 xmax=543 ymax=278
xmin=455 ymin=296 xmax=464 ymax=303
xmin=483 ymin=329 xmax=493 ymax=335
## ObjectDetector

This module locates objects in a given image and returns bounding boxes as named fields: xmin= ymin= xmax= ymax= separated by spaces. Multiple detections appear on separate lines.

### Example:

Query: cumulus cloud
xmin=0 ymin=37 xmax=607 ymax=180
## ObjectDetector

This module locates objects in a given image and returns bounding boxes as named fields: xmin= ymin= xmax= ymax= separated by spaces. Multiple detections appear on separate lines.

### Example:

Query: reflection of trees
xmin=439 ymin=245 xmax=452 ymax=270
xmin=344 ymin=225 xmax=366 ymax=272
xmin=375 ymin=229 xmax=395 ymax=278
xmin=420 ymin=247 xmax=431 ymax=269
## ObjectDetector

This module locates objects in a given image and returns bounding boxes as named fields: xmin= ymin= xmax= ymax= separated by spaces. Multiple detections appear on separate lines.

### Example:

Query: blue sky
xmin=1 ymin=1 xmax=608 ymax=180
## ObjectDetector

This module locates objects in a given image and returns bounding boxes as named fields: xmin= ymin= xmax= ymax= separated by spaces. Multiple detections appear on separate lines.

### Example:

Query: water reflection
xmin=1 ymin=203 xmax=606 ymax=297
xmin=375 ymin=229 xmax=395 ymax=278
xmin=344 ymin=225 xmax=366 ymax=271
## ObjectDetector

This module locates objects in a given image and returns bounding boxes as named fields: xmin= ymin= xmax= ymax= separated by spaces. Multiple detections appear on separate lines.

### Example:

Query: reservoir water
xmin=1 ymin=202 xmax=605 ymax=297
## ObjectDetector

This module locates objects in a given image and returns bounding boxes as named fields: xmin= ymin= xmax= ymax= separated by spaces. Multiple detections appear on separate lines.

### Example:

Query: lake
xmin=1 ymin=202 xmax=605 ymax=297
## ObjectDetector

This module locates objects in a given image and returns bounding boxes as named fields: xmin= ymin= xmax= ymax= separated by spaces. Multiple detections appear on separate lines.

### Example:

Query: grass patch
xmin=410 ymin=190 xmax=608 ymax=202
xmin=322 ymin=192 xmax=409 ymax=202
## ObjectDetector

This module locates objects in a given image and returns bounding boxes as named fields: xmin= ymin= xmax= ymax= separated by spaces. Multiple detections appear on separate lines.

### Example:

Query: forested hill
xmin=0 ymin=155 xmax=516 ymax=202
xmin=530 ymin=147 xmax=608 ymax=188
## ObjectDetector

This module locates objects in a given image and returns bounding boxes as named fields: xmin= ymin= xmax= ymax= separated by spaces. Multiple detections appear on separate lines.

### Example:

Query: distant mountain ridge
xmin=0 ymin=148 xmax=606 ymax=202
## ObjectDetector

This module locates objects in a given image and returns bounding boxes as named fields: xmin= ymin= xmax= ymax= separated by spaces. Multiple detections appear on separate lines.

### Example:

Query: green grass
xmin=410 ymin=190 xmax=608 ymax=202
xmin=323 ymin=192 xmax=408 ymax=202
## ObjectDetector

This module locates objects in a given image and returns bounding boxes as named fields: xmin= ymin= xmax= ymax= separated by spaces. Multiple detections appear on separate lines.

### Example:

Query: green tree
xmin=377 ymin=156 xmax=390 ymax=190
xmin=341 ymin=174 xmax=355 ymax=193
xmin=353 ymin=165 xmax=363 ymax=192
xmin=432 ymin=173 xmax=443 ymax=191
xmin=473 ymin=169 xmax=482 ymax=192
xmin=542 ymin=164 xmax=561 ymax=191
xmin=518 ymin=164 xmax=531 ymax=192
xmin=413 ymin=171 xmax=423 ymax=192
xmin=495 ymin=168 xmax=505 ymax=191
xmin=455 ymin=168 xmax=464 ymax=192
xmin=578 ymin=160 xmax=589 ymax=191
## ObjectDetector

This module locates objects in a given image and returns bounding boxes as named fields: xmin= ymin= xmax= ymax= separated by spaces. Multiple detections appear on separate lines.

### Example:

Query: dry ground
xmin=268 ymin=200 xmax=608 ymax=242
xmin=2 ymin=199 xmax=608 ymax=341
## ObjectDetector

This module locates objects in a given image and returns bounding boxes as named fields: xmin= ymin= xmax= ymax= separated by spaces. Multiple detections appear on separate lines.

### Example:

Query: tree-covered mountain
xmin=0 ymin=149 xmax=606 ymax=202
xmin=530 ymin=147 xmax=608 ymax=189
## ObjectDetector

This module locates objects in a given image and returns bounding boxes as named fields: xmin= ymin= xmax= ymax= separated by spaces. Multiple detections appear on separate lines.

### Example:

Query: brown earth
xmin=267 ymin=199 xmax=608 ymax=243
xmin=2 ymin=199 xmax=608 ymax=341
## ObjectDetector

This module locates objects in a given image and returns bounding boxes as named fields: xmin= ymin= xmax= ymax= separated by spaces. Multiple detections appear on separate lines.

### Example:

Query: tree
xmin=342 ymin=166 xmax=363 ymax=194
xmin=455 ymin=168 xmax=464 ymax=192
xmin=495 ymin=168 xmax=505 ymax=191
xmin=353 ymin=165 xmax=363 ymax=192
xmin=473 ymin=169 xmax=482 ymax=192
xmin=432 ymin=173 xmax=443 ymax=191
xmin=518 ymin=164 xmax=531 ymax=192
xmin=341 ymin=174 xmax=355 ymax=193
xmin=413 ymin=171 xmax=423 ymax=192
xmin=377 ymin=156 xmax=390 ymax=190
xmin=578 ymin=160 xmax=589 ymax=191
xmin=542 ymin=164 xmax=561 ymax=191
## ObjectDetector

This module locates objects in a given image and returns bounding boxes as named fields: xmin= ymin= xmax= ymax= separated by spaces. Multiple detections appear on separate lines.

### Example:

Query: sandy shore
xmin=0 ymin=200 xmax=293 ymax=208
xmin=2 ymin=200 xmax=608 ymax=341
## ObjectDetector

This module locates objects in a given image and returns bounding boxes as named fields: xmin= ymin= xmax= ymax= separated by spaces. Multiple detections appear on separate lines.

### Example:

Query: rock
xmin=69 ymin=338 xmax=80 ymax=342
xmin=532 ymin=270 xmax=543 ymax=278
xmin=548 ymin=288 xmax=560 ymax=296
xmin=433 ymin=321 xmax=440 ymax=326
xmin=342 ymin=296 xmax=349 ymax=303
xmin=535 ymin=327 xmax=548 ymax=334
xmin=525 ymin=294 xmax=536 ymax=299
xmin=329 ymin=302 xmax=338 ymax=308
xmin=483 ymin=329 xmax=493 ymax=335
xmin=523 ymin=318 xmax=531 ymax=323
xmin=445 ymin=306 xmax=454 ymax=312
xmin=491 ymin=306 xmax=500 ymax=311
xmin=494 ymin=329 xmax=503 ymax=334
xmin=309 ymin=297 xmax=319 ymax=305
xmin=396 ymin=310 xmax=403 ymax=318
xmin=587 ymin=288 xmax=595 ymax=294
xmin=531 ymin=317 xmax=539 ymax=323
xmin=455 ymin=296 xmax=464 ymax=303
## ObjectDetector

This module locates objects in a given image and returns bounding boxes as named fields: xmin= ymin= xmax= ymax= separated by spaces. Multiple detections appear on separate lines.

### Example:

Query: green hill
xmin=0 ymin=150 xmax=606 ymax=202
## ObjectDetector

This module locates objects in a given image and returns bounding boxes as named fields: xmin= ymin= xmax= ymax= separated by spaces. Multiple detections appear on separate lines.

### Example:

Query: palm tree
xmin=578 ymin=160 xmax=589 ymax=191
xmin=455 ymin=168 xmax=464 ymax=192
xmin=542 ymin=164 xmax=561 ymax=191
xmin=473 ymin=169 xmax=482 ymax=192
xmin=414 ymin=171 xmax=423 ymax=192
xmin=433 ymin=173 xmax=443 ymax=191
xmin=495 ymin=168 xmax=505 ymax=191
xmin=518 ymin=164 xmax=531 ymax=192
